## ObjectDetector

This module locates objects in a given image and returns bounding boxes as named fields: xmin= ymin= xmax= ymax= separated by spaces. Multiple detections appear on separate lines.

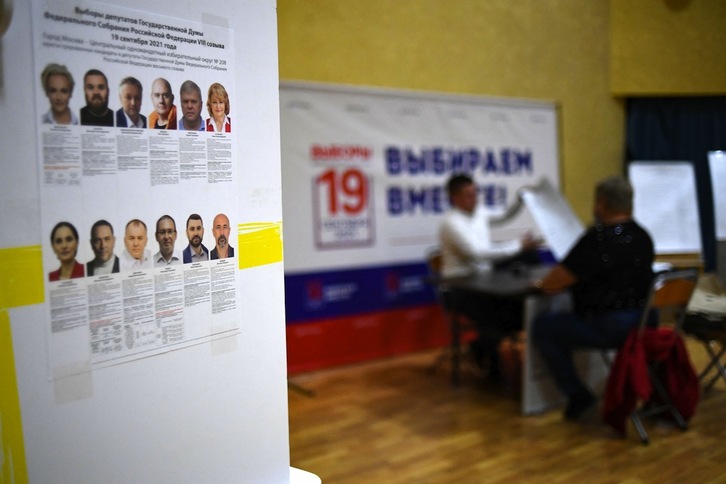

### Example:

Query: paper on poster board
xmin=33 ymin=0 xmax=240 ymax=377
xmin=708 ymin=151 xmax=726 ymax=240
xmin=629 ymin=161 xmax=702 ymax=254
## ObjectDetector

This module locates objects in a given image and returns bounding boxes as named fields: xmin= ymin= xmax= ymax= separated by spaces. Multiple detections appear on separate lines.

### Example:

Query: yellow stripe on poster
xmin=0 ymin=245 xmax=42 ymax=483
xmin=0 ymin=310 xmax=28 ymax=484
xmin=237 ymin=222 xmax=283 ymax=270
xmin=0 ymin=246 xmax=45 ymax=309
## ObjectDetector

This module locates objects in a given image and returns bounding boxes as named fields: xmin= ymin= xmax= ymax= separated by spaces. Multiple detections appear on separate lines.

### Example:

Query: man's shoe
xmin=564 ymin=389 xmax=596 ymax=422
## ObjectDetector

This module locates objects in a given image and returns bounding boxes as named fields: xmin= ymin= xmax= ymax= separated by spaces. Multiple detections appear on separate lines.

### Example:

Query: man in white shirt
xmin=438 ymin=173 xmax=537 ymax=377
xmin=153 ymin=215 xmax=183 ymax=267
xmin=120 ymin=219 xmax=152 ymax=271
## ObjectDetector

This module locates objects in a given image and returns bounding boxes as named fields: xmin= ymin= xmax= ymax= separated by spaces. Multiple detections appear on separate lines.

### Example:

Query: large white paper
xmin=629 ymin=161 xmax=702 ymax=254
xmin=520 ymin=177 xmax=585 ymax=261
xmin=709 ymin=151 xmax=726 ymax=240
xmin=34 ymin=0 xmax=240 ymax=376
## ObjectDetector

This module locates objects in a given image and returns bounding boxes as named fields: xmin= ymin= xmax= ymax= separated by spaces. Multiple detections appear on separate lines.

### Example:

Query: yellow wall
xmin=277 ymin=0 xmax=726 ymax=221
xmin=278 ymin=0 xmax=621 ymax=222
xmin=611 ymin=0 xmax=726 ymax=95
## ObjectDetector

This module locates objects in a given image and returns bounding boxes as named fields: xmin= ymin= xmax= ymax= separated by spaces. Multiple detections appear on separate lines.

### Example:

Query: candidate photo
xmin=154 ymin=215 xmax=183 ymax=266
xmin=80 ymin=69 xmax=114 ymax=127
xmin=210 ymin=213 xmax=234 ymax=259
xmin=120 ymin=219 xmax=152 ymax=271
xmin=149 ymin=78 xmax=177 ymax=130
xmin=178 ymin=80 xmax=205 ymax=131
xmin=48 ymin=221 xmax=85 ymax=281
xmin=205 ymin=83 xmax=231 ymax=133
xmin=183 ymin=213 xmax=209 ymax=263
xmin=116 ymin=77 xmax=147 ymax=128
xmin=86 ymin=220 xmax=120 ymax=276
xmin=40 ymin=63 xmax=78 ymax=125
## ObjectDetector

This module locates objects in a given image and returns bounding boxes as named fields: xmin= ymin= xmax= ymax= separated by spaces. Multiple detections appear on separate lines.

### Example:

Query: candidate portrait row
xmin=40 ymin=64 xmax=231 ymax=132
xmin=48 ymin=213 xmax=235 ymax=282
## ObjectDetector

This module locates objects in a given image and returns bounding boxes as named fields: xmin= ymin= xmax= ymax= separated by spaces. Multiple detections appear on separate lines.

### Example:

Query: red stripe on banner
xmin=286 ymin=303 xmax=453 ymax=374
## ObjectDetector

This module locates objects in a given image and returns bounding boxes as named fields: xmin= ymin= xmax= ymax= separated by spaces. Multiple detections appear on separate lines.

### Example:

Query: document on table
xmin=520 ymin=178 xmax=585 ymax=261
xmin=688 ymin=273 xmax=726 ymax=317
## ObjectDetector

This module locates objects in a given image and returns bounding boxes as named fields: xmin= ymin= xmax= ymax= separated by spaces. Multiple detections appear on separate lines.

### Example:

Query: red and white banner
xmin=280 ymin=82 xmax=560 ymax=371
xmin=281 ymin=82 xmax=560 ymax=274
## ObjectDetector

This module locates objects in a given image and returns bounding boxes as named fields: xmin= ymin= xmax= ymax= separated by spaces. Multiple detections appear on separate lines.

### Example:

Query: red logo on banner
xmin=385 ymin=272 xmax=400 ymax=296
xmin=306 ymin=280 xmax=323 ymax=302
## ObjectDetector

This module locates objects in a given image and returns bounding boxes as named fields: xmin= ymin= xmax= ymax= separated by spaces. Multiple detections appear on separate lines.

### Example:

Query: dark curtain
xmin=626 ymin=96 xmax=726 ymax=271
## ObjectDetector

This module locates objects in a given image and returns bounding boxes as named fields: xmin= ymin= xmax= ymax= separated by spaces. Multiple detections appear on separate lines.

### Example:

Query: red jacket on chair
xmin=602 ymin=327 xmax=700 ymax=436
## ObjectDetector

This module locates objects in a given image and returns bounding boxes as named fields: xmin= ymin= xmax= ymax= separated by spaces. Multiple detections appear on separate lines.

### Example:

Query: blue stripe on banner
xmin=285 ymin=262 xmax=437 ymax=324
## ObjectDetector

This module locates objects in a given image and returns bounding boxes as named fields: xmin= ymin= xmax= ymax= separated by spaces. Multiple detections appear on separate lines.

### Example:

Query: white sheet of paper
xmin=687 ymin=273 xmax=726 ymax=316
xmin=708 ymin=151 xmax=726 ymax=240
xmin=521 ymin=178 xmax=585 ymax=261
xmin=629 ymin=161 xmax=702 ymax=254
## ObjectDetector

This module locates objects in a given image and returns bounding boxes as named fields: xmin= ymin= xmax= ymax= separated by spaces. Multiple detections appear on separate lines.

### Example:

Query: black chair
xmin=425 ymin=249 xmax=480 ymax=386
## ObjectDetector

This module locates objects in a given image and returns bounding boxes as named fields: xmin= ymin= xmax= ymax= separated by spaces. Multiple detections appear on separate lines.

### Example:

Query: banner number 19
xmin=316 ymin=168 xmax=368 ymax=216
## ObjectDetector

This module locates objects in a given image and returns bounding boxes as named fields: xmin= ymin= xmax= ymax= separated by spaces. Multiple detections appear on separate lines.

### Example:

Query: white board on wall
xmin=708 ymin=151 xmax=726 ymax=240
xmin=629 ymin=161 xmax=702 ymax=254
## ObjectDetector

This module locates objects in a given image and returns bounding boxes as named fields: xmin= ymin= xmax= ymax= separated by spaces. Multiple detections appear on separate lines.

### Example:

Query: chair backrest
xmin=427 ymin=249 xmax=443 ymax=279
xmin=426 ymin=248 xmax=456 ymax=311
xmin=639 ymin=269 xmax=699 ymax=331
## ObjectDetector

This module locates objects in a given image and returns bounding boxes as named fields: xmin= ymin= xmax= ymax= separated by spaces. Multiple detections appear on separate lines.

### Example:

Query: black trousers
xmin=448 ymin=289 xmax=523 ymax=372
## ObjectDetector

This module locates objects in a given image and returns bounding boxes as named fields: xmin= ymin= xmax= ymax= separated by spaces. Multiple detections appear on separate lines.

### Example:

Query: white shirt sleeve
xmin=439 ymin=208 xmax=522 ymax=277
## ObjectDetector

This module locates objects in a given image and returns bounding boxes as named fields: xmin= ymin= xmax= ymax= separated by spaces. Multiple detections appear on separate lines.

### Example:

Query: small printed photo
xmin=149 ymin=78 xmax=177 ymax=129
xmin=80 ymin=69 xmax=114 ymax=127
xmin=48 ymin=221 xmax=85 ymax=281
xmin=40 ymin=63 xmax=79 ymax=125
xmin=205 ymin=83 xmax=231 ymax=133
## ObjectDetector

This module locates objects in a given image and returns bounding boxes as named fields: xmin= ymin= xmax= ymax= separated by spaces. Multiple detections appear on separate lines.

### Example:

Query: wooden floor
xmin=288 ymin=340 xmax=726 ymax=483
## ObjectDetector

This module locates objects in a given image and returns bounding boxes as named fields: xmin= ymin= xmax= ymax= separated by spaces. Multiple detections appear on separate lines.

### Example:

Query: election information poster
xmin=33 ymin=0 xmax=239 ymax=377
xmin=280 ymin=82 xmax=560 ymax=370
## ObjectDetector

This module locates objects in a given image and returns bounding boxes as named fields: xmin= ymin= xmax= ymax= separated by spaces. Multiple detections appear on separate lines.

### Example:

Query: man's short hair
xmin=179 ymin=80 xmax=202 ymax=99
xmin=90 ymin=219 xmax=114 ymax=238
xmin=186 ymin=213 xmax=203 ymax=228
xmin=41 ymin=63 xmax=75 ymax=92
xmin=119 ymin=76 xmax=143 ymax=92
xmin=156 ymin=214 xmax=176 ymax=233
xmin=84 ymin=69 xmax=108 ymax=85
xmin=125 ymin=219 xmax=147 ymax=231
xmin=446 ymin=173 xmax=475 ymax=198
xmin=596 ymin=175 xmax=633 ymax=214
